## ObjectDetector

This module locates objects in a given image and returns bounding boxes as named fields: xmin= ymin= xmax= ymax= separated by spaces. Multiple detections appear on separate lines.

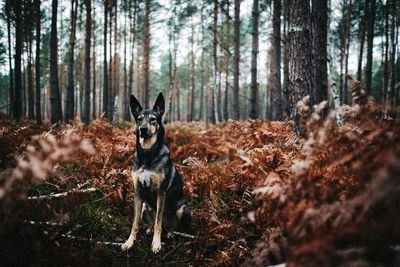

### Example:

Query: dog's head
xmin=130 ymin=93 xmax=165 ymax=149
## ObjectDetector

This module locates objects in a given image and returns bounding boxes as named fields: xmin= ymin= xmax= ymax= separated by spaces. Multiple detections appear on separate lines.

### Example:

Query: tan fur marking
xmin=146 ymin=171 xmax=164 ymax=192
xmin=176 ymin=206 xmax=185 ymax=220
xmin=139 ymin=132 xmax=158 ymax=149
xmin=131 ymin=168 xmax=144 ymax=191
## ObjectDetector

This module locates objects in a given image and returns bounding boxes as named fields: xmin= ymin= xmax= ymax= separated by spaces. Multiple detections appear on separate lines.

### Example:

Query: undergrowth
xmin=0 ymin=80 xmax=399 ymax=266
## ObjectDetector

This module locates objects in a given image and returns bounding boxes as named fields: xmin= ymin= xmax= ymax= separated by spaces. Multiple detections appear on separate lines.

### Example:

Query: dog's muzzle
xmin=139 ymin=125 xmax=152 ymax=138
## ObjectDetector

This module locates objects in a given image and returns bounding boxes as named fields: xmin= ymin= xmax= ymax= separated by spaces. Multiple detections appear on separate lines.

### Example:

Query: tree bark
xmin=389 ymin=0 xmax=396 ymax=105
xmin=249 ymin=0 xmax=259 ymax=119
xmin=365 ymin=0 xmax=376 ymax=94
xmin=92 ymin=8 xmax=96 ymax=120
xmin=223 ymin=0 xmax=230 ymax=121
xmin=27 ymin=14 xmax=35 ymax=121
xmin=232 ymin=0 xmax=241 ymax=120
xmin=190 ymin=13 xmax=195 ymax=122
xmin=211 ymin=0 xmax=218 ymax=124
xmin=50 ymin=0 xmax=63 ymax=123
xmin=288 ymin=0 xmax=313 ymax=135
xmin=35 ymin=0 xmax=42 ymax=124
xmin=271 ymin=0 xmax=282 ymax=120
xmin=143 ymin=0 xmax=151 ymax=108
xmin=65 ymin=0 xmax=78 ymax=122
xmin=83 ymin=0 xmax=92 ymax=125
xmin=6 ymin=0 xmax=14 ymax=118
xmin=103 ymin=0 xmax=109 ymax=120
xmin=282 ymin=0 xmax=290 ymax=117
xmin=343 ymin=0 xmax=352 ymax=105
xmin=127 ymin=0 xmax=137 ymax=122
xmin=14 ymin=0 xmax=23 ymax=120
xmin=357 ymin=0 xmax=368 ymax=82
xmin=312 ymin=0 xmax=328 ymax=108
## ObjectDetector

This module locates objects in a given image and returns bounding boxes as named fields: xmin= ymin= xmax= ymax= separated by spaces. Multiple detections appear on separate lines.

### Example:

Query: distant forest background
xmin=0 ymin=0 xmax=399 ymax=129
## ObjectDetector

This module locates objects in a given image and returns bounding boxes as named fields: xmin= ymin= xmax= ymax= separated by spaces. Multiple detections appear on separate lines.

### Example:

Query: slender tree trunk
xmin=28 ymin=29 xmax=34 ymax=120
xmin=199 ymin=4 xmax=205 ymax=121
xmin=282 ymin=0 xmax=290 ymax=116
xmin=50 ymin=0 xmax=63 ymax=123
xmin=357 ymin=0 xmax=368 ymax=82
xmin=14 ymin=0 xmax=23 ymax=120
xmin=312 ymin=0 xmax=328 ymax=108
xmin=365 ymin=0 xmax=376 ymax=94
xmin=92 ymin=11 xmax=96 ymax=120
xmin=271 ymin=0 xmax=282 ymax=120
xmin=103 ymin=0 xmax=109 ymax=120
xmin=223 ymin=0 xmax=230 ymax=121
xmin=190 ymin=14 xmax=195 ymax=122
xmin=122 ymin=0 xmax=129 ymax=121
xmin=112 ymin=0 xmax=119 ymax=123
xmin=92 ymin=8 xmax=97 ymax=119
xmin=389 ymin=0 xmax=396 ymax=105
xmin=65 ymin=0 xmax=78 ymax=122
xmin=343 ymin=0 xmax=352 ymax=105
xmin=328 ymin=0 xmax=342 ymax=125
xmin=339 ymin=1 xmax=346 ymax=104
xmin=35 ymin=0 xmax=42 ymax=124
xmin=83 ymin=0 xmax=92 ymax=125
xmin=249 ymin=0 xmax=259 ymax=119
xmin=383 ymin=0 xmax=390 ymax=107
xmin=127 ymin=0 xmax=137 ymax=122
xmin=108 ymin=2 xmax=113 ymax=121
xmin=6 ymin=0 xmax=14 ymax=118
xmin=142 ymin=0 xmax=151 ymax=108
xmin=288 ymin=0 xmax=313 ymax=135
xmin=233 ymin=0 xmax=241 ymax=120
xmin=211 ymin=0 xmax=218 ymax=124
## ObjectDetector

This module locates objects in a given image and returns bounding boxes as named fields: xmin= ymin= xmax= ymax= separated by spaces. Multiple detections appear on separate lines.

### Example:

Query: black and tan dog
xmin=121 ymin=93 xmax=191 ymax=253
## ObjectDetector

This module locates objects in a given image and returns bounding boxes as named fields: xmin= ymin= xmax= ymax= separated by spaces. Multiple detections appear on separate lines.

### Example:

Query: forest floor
xmin=1 ymin=98 xmax=400 ymax=265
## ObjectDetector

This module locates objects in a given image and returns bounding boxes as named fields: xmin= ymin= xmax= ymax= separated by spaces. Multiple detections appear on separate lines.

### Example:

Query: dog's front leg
xmin=152 ymin=191 xmax=165 ymax=253
xmin=121 ymin=193 xmax=143 ymax=251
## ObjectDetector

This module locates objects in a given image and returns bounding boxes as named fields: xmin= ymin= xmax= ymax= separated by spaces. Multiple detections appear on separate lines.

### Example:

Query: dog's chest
xmin=131 ymin=168 xmax=165 ymax=192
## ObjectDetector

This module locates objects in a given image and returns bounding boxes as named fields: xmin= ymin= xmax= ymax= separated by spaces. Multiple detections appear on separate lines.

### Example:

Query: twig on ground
xmin=27 ymin=187 xmax=98 ymax=200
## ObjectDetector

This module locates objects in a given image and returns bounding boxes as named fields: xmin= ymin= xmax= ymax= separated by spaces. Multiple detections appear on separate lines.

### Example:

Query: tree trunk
xmin=288 ymin=0 xmax=313 ymax=136
xmin=92 ymin=8 xmax=96 ymax=120
xmin=312 ymin=0 xmax=328 ymax=108
xmin=127 ymin=0 xmax=137 ymax=122
xmin=6 ymin=0 xmax=14 ymax=118
xmin=35 ymin=0 xmax=42 ymax=124
xmin=14 ymin=0 xmax=23 ymax=120
xmin=103 ymin=0 xmax=109 ymax=120
xmin=223 ymin=0 xmax=230 ymax=121
xmin=65 ymin=0 xmax=78 ymax=122
xmin=211 ymin=0 xmax=218 ymax=124
xmin=50 ymin=0 xmax=63 ymax=123
xmin=282 ymin=0 xmax=290 ymax=116
xmin=365 ymin=0 xmax=376 ymax=94
xmin=389 ymin=0 xmax=396 ymax=105
xmin=143 ymin=0 xmax=151 ymax=108
xmin=83 ymin=0 xmax=92 ymax=125
xmin=108 ymin=2 xmax=113 ymax=121
xmin=199 ymin=4 xmax=205 ymax=121
xmin=357 ymin=0 xmax=368 ymax=82
xmin=271 ymin=0 xmax=282 ymax=120
xmin=339 ymin=1 xmax=346 ymax=105
xmin=190 ymin=14 xmax=195 ymax=122
xmin=112 ymin=0 xmax=119 ymax=124
xmin=232 ymin=0 xmax=241 ymax=120
xmin=249 ymin=0 xmax=259 ymax=119
xmin=343 ymin=0 xmax=352 ymax=105
xmin=28 ymin=28 xmax=34 ymax=120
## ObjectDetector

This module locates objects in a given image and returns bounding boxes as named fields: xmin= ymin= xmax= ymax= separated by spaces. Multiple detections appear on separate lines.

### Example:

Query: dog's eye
xmin=150 ymin=117 xmax=156 ymax=122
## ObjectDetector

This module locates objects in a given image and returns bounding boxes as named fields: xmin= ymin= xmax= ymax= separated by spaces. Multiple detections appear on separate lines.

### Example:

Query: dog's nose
xmin=140 ymin=126 xmax=148 ymax=135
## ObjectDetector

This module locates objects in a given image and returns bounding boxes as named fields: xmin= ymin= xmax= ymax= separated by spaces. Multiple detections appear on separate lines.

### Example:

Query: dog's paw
xmin=121 ymin=238 xmax=134 ymax=251
xmin=151 ymin=239 xmax=162 ymax=253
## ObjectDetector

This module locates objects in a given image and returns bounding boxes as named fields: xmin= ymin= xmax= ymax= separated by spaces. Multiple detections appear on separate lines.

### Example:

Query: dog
xmin=121 ymin=93 xmax=191 ymax=253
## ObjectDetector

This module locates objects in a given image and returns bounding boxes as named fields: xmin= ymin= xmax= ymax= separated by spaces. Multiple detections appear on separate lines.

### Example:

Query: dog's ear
xmin=153 ymin=92 xmax=165 ymax=116
xmin=130 ymin=95 xmax=143 ymax=119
